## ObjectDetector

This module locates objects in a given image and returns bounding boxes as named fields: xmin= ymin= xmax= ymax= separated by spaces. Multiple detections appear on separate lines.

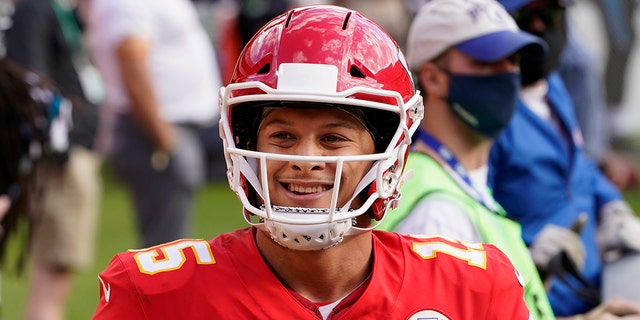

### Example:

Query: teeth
xmin=288 ymin=184 xmax=329 ymax=194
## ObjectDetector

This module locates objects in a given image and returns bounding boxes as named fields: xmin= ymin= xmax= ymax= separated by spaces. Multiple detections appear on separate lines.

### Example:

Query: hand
xmin=599 ymin=151 xmax=639 ymax=191
xmin=530 ymin=224 xmax=586 ymax=273
xmin=0 ymin=195 xmax=10 ymax=237
xmin=557 ymin=298 xmax=640 ymax=319
xmin=598 ymin=201 xmax=640 ymax=254
xmin=0 ymin=195 xmax=9 ymax=221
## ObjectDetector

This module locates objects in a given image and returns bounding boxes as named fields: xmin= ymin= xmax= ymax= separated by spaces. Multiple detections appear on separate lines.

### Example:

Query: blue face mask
xmin=446 ymin=72 xmax=521 ymax=138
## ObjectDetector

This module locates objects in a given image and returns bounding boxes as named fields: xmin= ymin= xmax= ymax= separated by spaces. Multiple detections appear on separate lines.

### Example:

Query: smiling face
xmin=255 ymin=107 xmax=376 ymax=210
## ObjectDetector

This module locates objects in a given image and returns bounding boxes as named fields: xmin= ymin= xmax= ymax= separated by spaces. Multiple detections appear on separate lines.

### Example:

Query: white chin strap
xmin=256 ymin=206 xmax=372 ymax=251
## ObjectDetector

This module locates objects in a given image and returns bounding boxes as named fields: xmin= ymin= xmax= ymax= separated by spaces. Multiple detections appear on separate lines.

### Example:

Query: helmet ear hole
xmin=257 ymin=63 xmax=271 ymax=75
xmin=350 ymin=65 xmax=365 ymax=78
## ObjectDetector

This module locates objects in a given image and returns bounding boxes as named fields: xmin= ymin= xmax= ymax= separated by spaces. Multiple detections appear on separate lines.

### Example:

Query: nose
xmin=493 ymin=58 xmax=519 ymax=73
xmin=290 ymin=141 xmax=326 ymax=172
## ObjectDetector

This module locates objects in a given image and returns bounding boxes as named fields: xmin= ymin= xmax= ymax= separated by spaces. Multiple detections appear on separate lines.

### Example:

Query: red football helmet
xmin=219 ymin=5 xmax=423 ymax=250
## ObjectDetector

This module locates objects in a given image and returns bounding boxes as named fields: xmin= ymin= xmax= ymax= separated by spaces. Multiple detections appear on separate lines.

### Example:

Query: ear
xmin=418 ymin=62 xmax=448 ymax=99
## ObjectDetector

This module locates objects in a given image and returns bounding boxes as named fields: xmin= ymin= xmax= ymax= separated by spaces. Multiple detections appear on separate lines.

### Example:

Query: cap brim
xmin=455 ymin=30 xmax=547 ymax=62
xmin=499 ymin=0 xmax=574 ymax=12
xmin=499 ymin=0 xmax=534 ymax=12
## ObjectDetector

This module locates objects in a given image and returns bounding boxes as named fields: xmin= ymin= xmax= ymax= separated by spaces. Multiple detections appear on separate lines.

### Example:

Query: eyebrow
xmin=261 ymin=116 xmax=365 ymax=131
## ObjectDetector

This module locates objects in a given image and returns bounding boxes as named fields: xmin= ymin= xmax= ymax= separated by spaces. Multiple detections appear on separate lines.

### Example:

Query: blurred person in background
xmin=557 ymin=6 xmax=639 ymax=191
xmin=402 ymin=0 xmax=630 ymax=166
xmin=85 ymin=0 xmax=222 ymax=248
xmin=190 ymin=0 xmax=251 ymax=182
xmin=188 ymin=0 xmax=282 ymax=183
xmin=213 ymin=0 xmax=294 ymax=84
xmin=491 ymin=0 xmax=640 ymax=317
xmin=334 ymin=0 xmax=411 ymax=51
xmin=1 ymin=56 xmax=75 ymax=289
xmin=595 ymin=0 xmax=638 ymax=135
xmin=377 ymin=0 xmax=555 ymax=318
xmin=5 ymin=0 xmax=102 ymax=319
xmin=0 ymin=59 xmax=77 ymax=318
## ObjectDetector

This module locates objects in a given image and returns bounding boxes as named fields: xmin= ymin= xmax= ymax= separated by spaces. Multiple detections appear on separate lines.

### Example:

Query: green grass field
xmin=0 ymin=167 xmax=245 ymax=320
xmin=1 ymin=165 xmax=639 ymax=320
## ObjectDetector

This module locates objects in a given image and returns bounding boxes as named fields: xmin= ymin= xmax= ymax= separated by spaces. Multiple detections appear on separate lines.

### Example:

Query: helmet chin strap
xmin=258 ymin=214 xmax=355 ymax=251
xmin=256 ymin=209 xmax=355 ymax=251
xmin=257 ymin=216 xmax=374 ymax=251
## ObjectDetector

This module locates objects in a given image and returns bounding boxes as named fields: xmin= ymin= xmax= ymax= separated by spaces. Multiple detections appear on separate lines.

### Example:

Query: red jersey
xmin=92 ymin=228 xmax=531 ymax=319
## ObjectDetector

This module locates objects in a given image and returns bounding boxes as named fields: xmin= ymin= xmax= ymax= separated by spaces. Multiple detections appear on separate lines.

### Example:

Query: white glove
xmin=530 ymin=224 xmax=586 ymax=273
xmin=598 ymin=201 xmax=640 ymax=254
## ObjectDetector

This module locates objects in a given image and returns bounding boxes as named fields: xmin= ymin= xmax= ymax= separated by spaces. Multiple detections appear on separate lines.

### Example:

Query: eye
xmin=263 ymin=131 xmax=297 ymax=149
xmin=507 ymin=53 xmax=521 ymax=66
xmin=270 ymin=131 xmax=292 ymax=140
xmin=321 ymin=134 xmax=350 ymax=146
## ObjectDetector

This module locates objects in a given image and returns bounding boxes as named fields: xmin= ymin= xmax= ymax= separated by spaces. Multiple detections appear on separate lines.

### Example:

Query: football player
xmin=92 ymin=5 xmax=532 ymax=319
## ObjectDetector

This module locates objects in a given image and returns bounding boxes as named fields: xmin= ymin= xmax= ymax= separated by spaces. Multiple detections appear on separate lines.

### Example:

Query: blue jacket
xmin=488 ymin=73 xmax=621 ymax=316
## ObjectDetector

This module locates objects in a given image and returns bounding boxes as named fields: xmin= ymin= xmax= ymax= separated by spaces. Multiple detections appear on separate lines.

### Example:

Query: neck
xmin=255 ymin=228 xmax=373 ymax=303
xmin=523 ymin=78 xmax=548 ymax=90
xmin=419 ymin=107 xmax=492 ymax=170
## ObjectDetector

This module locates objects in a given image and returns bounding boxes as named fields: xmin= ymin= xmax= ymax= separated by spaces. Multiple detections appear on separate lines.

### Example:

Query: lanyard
xmin=415 ymin=128 xmax=498 ymax=212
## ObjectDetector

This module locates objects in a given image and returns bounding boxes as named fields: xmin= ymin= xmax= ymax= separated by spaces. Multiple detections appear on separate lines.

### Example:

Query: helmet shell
xmin=230 ymin=5 xmax=415 ymax=104
xmin=219 ymin=5 xmax=423 ymax=249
